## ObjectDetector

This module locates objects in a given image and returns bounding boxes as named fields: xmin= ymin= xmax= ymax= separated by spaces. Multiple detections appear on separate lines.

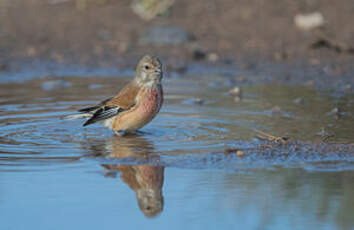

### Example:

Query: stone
xmin=207 ymin=53 xmax=219 ymax=62
xmin=294 ymin=12 xmax=324 ymax=31
xmin=192 ymin=49 xmax=206 ymax=60
xmin=236 ymin=150 xmax=245 ymax=157
xmin=293 ymin=97 xmax=306 ymax=104
xmin=229 ymin=86 xmax=242 ymax=97
xmin=131 ymin=0 xmax=175 ymax=20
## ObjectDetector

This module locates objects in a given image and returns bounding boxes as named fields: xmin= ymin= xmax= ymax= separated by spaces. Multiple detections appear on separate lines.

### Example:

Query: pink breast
xmin=140 ymin=88 xmax=163 ymax=116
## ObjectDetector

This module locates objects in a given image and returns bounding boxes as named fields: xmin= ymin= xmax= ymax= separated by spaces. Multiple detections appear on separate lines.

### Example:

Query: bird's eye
xmin=144 ymin=65 xmax=150 ymax=70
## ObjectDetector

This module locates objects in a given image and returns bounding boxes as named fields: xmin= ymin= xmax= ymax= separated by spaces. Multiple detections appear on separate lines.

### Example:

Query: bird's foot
xmin=114 ymin=130 xmax=127 ymax=136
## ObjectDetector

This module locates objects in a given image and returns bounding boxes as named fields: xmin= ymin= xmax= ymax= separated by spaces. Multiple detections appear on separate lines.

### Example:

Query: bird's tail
xmin=63 ymin=113 xmax=92 ymax=120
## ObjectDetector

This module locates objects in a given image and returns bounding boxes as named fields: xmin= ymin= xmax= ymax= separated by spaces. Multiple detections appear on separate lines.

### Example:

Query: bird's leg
xmin=114 ymin=130 xmax=126 ymax=136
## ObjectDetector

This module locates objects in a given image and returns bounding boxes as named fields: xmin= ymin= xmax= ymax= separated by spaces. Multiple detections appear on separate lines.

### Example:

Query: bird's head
xmin=135 ymin=55 xmax=163 ymax=86
xmin=136 ymin=188 xmax=164 ymax=218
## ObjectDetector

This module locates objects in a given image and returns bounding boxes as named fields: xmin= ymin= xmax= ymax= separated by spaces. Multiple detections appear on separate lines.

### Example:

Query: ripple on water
xmin=0 ymin=77 xmax=353 ymax=172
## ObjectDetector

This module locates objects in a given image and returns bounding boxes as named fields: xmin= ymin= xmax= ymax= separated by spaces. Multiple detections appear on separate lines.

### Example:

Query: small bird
xmin=67 ymin=55 xmax=163 ymax=136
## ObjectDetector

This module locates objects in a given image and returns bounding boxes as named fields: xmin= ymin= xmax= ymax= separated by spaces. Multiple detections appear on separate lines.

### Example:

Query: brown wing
xmin=78 ymin=81 xmax=140 ymax=113
xmin=104 ymin=81 xmax=140 ymax=109
xmin=79 ymin=81 xmax=140 ymax=126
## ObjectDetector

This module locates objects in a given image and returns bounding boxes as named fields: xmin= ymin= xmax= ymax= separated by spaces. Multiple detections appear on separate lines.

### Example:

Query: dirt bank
xmin=0 ymin=0 xmax=354 ymax=92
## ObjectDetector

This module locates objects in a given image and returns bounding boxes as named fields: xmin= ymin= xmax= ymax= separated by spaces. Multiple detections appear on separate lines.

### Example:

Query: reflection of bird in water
xmin=88 ymin=135 xmax=164 ymax=218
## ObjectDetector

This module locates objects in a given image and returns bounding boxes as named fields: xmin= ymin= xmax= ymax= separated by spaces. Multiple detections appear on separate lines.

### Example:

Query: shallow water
xmin=0 ymin=74 xmax=354 ymax=229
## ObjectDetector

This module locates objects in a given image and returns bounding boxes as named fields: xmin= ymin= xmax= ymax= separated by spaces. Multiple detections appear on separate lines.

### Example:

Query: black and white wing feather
xmin=78 ymin=97 xmax=113 ymax=113
xmin=83 ymin=106 xmax=123 ymax=127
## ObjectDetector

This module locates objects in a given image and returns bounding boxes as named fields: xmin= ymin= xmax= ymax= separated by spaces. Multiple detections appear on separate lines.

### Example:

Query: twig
xmin=255 ymin=129 xmax=289 ymax=144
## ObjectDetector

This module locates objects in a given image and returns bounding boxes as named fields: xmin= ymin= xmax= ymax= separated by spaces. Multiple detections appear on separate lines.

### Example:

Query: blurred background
xmin=1 ymin=0 xmax=354 ymax=74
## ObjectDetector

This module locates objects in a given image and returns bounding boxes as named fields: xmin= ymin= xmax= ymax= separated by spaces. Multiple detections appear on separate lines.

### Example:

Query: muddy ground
xmin=0 ymin=0 xmax=354 ymax=92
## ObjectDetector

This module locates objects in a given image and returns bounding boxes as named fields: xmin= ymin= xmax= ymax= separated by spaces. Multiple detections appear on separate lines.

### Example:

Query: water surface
xmin=0 ymin=74 xmax=354 ymax=230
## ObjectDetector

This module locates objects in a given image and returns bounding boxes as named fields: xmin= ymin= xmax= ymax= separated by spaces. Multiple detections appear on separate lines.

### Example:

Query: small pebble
xmin=26 ymin=47 xmax=37 ymax=57
xmin=194 ymin=98 xmax=205 ymax=105
xmin=293 ymin=97 xmax=306 ymax=104
xmin=207 ymin=53 xmax=219 ymax=62
xmin=330 ymin=107 xmax=340 ymax=114
xmin=224 ymin=147 xmax=235 ymax=154
xmin=224 ymin=148 xmax=244 ymax=156
xmin=229 ymin=86 xmax=242 ymax=97
xmin=193 ymin=49 xmax=206 ymax=60
xmin=271 ymin=106 xmax=282 ymax=113
xmin=294 ymin=12 xmax=324 ymax=31
xmin=328 ymin=107 xmax=343 ymax=119
xmin=236 ymin=150 xmax=245 ymax=157
xmin=131 ymin=0 xmax=175 ymax=20
xmin=224 ymin=147 xmax=238 ymax=154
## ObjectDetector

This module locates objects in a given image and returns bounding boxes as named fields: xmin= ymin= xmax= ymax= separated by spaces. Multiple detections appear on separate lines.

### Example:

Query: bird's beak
xmin=153 ymin=69 xmax=162 ymax=81
xmin=154 ymin=68 xmax=162 ymax=74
